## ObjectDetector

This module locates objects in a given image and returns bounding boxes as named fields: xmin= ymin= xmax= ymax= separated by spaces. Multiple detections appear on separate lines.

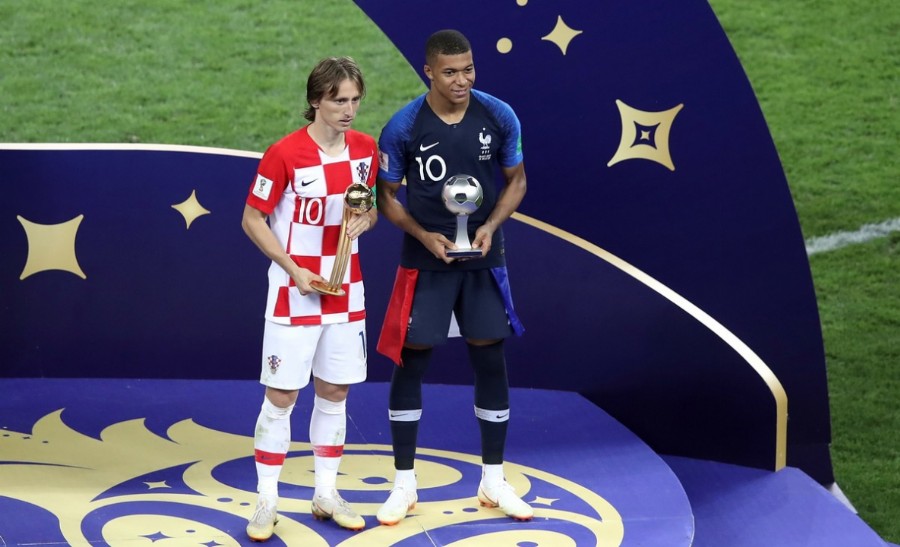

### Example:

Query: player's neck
xmin=426 ymin=92 xmax=468 ymax=125
xmin=307 ymin=121 xmax=346 ymax=157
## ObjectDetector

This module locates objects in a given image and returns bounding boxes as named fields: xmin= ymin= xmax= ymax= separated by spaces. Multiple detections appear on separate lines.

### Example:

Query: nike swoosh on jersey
xmin=300 ymin=178 xmax=317 ymax=186
xmin=419 ymin=142 xmax=439 ymax=152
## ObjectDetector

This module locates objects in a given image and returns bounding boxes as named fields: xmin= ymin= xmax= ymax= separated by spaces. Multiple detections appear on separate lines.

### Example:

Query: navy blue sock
xmin=389 ymin=347 xmax=432 ymax=470
xmin=469 ymin=341 xmax=510 ymax=465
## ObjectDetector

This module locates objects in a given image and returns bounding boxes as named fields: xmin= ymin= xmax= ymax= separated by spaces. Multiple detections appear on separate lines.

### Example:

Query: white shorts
xmin=259 ymin=319 xmax=368 ymax=390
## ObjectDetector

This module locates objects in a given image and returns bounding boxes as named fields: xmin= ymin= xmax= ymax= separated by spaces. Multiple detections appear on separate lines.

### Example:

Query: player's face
xmin=313 ymin=78 xmax=362 ymax=133
xmin=426 ymin=51 xmax=475 ymax=106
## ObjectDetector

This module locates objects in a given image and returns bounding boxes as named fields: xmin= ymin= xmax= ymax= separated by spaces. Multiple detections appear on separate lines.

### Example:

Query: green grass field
xmin=2 ymin=0 xmax=897 ymax=542
xmin=710 ymin=1 xmax=899 ymax=540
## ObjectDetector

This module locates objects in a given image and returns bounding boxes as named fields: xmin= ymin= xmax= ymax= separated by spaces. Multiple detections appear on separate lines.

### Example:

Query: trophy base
xmin=309 ymin=280 xmax=345 ymax=297
xmin=447 ymin=248 xmax=483 ymax=258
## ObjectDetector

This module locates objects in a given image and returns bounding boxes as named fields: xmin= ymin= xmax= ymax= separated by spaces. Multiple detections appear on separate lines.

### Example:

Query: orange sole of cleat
xmin=479 ymin=499 xmax=533 ymax=521
xmin=377 ymin=503 xmax=416 ymax=526
xmin=247 ymin=520 xmax=277 ymax=542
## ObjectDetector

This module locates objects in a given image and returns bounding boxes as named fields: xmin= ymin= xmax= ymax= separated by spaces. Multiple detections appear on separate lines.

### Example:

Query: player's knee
xmin=465 ymin=338 xmax=501 ymax=347
xmin=313 ymin=378 xmax=350 ymax=402
xmin=262 ymin=393 xmax=295 ymax=419
xmin=313 ymin=395 xmax=346 ymax=415
xmin=468 ymin=340 xmax=506 ymax=374
xmin=397 ymin=346 xmax=433 ymax=379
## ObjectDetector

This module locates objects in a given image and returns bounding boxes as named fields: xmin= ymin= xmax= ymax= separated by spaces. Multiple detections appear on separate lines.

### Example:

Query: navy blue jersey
xmin=378 ymin=89 xmax=524 ymax=271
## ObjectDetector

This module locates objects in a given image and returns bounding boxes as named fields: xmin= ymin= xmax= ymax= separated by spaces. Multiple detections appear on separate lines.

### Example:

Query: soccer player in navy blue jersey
xmin=375 ymin=29 xmax=532 ymax=524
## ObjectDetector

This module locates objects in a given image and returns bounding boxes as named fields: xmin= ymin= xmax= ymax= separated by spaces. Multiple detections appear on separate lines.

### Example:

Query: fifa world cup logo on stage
xmin=310 ymin=181 xmax=374 ymax=296
xmin=442 ymin=174 xmax=484 ymax=258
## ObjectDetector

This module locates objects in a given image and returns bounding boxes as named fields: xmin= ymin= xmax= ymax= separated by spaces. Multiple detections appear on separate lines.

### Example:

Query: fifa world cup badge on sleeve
xmin=442 ymin=174 xmax=484 ymax=258
xmin=310 ymin=183 xmax=375 ymax=296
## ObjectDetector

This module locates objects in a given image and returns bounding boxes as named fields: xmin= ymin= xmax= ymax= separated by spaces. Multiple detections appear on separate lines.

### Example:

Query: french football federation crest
xmin=479 ymin=129 xmax=492 ymax=150
xmin=478 ymin=129 xmax=493 ymax=161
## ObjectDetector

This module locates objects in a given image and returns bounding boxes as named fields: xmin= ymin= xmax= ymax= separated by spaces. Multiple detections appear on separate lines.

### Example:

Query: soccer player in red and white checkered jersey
xmin=241 ymin=56 xmax=378 ymax=540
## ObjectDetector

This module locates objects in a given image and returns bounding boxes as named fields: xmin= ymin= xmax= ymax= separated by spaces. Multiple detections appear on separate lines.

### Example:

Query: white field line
xmin=805 ymin=218 xmax=900 ymax=256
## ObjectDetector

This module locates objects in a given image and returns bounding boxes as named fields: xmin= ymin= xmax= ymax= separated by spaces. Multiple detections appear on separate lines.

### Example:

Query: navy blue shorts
xmin=406 ymin=269 xmax=513 ymax=346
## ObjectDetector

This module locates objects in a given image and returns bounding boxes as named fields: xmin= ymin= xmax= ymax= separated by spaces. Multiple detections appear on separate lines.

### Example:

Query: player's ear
xmin=423 ymin=64 xmax=433 ymax=81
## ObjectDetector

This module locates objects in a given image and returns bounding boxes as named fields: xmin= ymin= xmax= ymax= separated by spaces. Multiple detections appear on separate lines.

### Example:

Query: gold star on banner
xmin=171 ymin=189 xmax=211 ymax=229
xmin=542 ymin=15 xmax=583 ymax=55
xmin=143 ymin=480 xmax=170 ymax=490
xmin=608 ymin=99 xmax=684 ymax=171
xmin=17 ymin=215 xmax=87 ymax=280
xmin=531 ymin=495 xmax=559 ymax=506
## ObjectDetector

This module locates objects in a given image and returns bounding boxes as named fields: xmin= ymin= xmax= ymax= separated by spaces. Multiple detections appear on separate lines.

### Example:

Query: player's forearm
xmin=485 ymin=167 xmax=527 ymax=229
xmin=385 ymin=202 xmax=431 ymax=244
xmin=376 ymin=181 xmax=430 ymax=242
xmin=241 ymin=206 xmax=301 ymax=278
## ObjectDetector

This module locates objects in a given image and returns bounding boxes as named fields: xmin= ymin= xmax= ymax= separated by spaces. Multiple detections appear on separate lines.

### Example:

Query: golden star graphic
xmin=542 ymin=15 xmax=583 ymax=55
xmin=531 ymin=495 xmax=559 ymax=506
xmin=608 ymin=99 xmax=684 ymax=171
xmin=143 ymin=480 xmax=170 ymax=490
xmin=171 ymin=189 xmax=211 ymax=229
xmin=17 ymin=215 xmax=87 ymax=280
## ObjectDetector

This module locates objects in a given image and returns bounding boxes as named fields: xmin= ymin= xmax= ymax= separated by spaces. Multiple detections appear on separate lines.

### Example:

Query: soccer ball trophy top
xmin=442 ymin=174 xmax=484 ymax=258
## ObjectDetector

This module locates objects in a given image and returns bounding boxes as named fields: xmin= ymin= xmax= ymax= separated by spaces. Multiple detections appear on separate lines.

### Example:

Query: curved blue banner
xmin=1 ymin=0 xmax=832 ymax=483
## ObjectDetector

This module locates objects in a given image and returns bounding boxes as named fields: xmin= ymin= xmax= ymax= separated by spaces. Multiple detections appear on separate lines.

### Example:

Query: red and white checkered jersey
xmin=246 ymin=126 xmax=378 ymax=325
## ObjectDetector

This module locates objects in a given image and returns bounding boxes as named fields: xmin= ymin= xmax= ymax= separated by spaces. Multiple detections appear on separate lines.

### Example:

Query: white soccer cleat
xmin=246 ymin=495 xmax=278 ymax=542
xmin=311 ymin=489 xmax=366 ymax=531
xmin=377 ymin=485 xmax=418 ymax=526
xmin=477 ymin=478 xmax=534 ymax=521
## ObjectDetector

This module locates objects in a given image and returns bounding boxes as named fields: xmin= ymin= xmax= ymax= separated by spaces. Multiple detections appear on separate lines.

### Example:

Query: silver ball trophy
xmin=310 ymin=182 xmax=375 ymax=296
xmin=442 ymin=174 xmax=484 ymax=258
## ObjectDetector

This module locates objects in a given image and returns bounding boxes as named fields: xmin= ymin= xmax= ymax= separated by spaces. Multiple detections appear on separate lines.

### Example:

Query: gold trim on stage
xmin=513 ymin=211 xmax=788 ymax=470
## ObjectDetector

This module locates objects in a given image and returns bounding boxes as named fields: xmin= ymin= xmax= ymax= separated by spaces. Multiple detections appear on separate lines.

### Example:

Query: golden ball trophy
xmin=310 ymin=183 xmax=375 ymax=296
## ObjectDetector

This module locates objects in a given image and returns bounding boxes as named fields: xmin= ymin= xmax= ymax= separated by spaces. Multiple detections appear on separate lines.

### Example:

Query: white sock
xmin=254 ymin=396 xmax=294 ymax=498
xmin=394 ymin=468 xmax=417 ymax=490
xmin=310 ymin=395 xmax=347 ymax=497
xmin=482 ymin=463 xmax=504 ymax=485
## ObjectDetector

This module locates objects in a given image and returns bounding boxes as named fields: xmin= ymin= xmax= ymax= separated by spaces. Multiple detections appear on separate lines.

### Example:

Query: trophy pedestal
xmin=447 ymin=213 xmax=483 ymax=258
xmin=310 ymin=280 xmax=345 ymax=297
xmin=447 ymin=248 xmax=483 ymax=258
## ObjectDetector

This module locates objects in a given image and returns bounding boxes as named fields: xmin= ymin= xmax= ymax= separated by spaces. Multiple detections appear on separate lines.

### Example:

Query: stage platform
xmin=0 ymin=379 xmax=887 ymax=546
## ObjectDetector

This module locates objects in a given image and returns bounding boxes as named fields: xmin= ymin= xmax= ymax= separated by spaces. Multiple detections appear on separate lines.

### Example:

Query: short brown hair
xmin=303 ymin=56 xmax=366 ymax=122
